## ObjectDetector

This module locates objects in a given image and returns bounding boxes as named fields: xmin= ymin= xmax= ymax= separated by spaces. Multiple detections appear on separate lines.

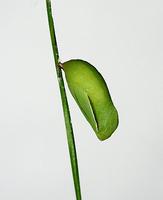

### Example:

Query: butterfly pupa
xmin=62 ymin=59 xmax=119 ymax=141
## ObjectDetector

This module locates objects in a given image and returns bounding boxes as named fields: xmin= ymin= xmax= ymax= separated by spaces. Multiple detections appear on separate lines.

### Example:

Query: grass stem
xmin=46 ymin=1 xmax=82 ymax=199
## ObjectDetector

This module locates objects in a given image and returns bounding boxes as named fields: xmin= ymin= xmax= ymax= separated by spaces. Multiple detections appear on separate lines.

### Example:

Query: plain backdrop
xmin=0 ymin=0 xmax=162 ymax=199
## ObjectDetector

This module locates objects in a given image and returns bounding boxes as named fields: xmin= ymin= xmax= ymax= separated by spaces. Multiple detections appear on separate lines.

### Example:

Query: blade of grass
xmin=45 ymin=1 xmax=82 ymax=199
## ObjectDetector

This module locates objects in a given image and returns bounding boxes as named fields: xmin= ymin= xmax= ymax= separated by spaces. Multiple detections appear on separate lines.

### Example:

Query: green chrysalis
xmin=62 ymin=59 xmax=119 ymax=141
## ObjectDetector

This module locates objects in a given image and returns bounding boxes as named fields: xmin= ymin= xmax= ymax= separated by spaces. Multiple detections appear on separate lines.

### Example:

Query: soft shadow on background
xmin=0 ymin=0 xmax=162 ymax=199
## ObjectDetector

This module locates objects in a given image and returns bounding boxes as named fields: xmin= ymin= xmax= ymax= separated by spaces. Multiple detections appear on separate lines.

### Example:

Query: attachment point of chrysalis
xmin=58 ymin=62 xmax=64 ymax=70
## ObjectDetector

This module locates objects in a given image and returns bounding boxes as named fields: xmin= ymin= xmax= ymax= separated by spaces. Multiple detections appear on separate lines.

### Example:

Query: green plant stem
xmin=46 ymin=1 xmax=82 ymax=199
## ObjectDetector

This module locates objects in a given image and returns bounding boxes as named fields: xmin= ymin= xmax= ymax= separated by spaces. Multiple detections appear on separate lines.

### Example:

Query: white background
xmin=0 ymin=0 xmax=162 ymax=199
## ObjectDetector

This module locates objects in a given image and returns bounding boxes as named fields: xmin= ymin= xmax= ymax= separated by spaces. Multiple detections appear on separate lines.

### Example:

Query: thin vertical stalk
xmin=46 ymin=1 xmax=82 ymax=199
